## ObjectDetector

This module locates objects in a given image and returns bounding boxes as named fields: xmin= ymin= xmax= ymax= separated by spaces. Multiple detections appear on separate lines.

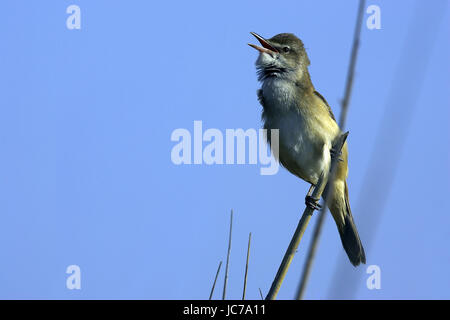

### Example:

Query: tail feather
xmin=329 ymin=181 xmax=366 ymax=267
xmin=338 ymin=212 xmax=366 ymax=266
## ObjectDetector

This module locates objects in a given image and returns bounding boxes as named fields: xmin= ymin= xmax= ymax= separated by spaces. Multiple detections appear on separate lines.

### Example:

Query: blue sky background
xmin=0 ymin=0 xmax=448 ymax=299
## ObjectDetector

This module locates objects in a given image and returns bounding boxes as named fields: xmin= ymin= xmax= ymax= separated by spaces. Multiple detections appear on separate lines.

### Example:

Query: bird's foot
xmin=330 ymin=148 xmax=344 ymax=162
xmin=305 ymin=196 xmax=322 ymax=211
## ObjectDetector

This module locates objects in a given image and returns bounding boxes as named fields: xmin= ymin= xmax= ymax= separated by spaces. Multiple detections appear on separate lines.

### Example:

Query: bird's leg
xmin=305 ymin=184 xmax=322 ymax=211
xmin=330 ymin=147 xmax=344 ymax=162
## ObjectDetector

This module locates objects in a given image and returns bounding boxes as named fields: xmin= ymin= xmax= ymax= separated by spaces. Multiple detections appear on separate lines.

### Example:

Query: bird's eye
xmin=283 ymin=46 xmax=290 ymax=53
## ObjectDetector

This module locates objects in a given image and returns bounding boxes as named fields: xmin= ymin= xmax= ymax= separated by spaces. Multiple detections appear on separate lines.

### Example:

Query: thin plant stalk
xmin=265 ymin=132 xmax=348 ymax=300
xmin=222 ymin=209 xmax=233 ymax=300
xmin=209 ymin=261 xmax=222 ymax=300
xmin=242 ymin=232 xmax=252 ymax=300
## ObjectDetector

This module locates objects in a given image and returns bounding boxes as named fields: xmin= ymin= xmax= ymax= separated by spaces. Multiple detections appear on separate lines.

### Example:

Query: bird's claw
xmin=305 ymin=196 xmax=322 ymax=211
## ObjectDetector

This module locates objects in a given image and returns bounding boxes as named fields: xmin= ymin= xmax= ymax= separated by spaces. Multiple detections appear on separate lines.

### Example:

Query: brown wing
xmin=314 ymin=90 xmax=337 ymax=123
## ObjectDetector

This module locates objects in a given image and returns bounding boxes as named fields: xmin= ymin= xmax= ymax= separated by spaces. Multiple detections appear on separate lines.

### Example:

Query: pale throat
xmin=261 ymin=77 xmax=298 ymax=113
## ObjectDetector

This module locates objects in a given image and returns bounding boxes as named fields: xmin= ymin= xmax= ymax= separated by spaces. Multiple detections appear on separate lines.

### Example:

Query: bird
xmin=248 ymin=32 xmax=366 ymax=266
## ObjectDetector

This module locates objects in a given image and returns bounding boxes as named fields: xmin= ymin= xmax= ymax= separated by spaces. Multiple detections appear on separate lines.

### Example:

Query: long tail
xmin=338 ymin=210 xmax=366 ymax=266
xmin=328 ymin=181 xmax=366 ymax=266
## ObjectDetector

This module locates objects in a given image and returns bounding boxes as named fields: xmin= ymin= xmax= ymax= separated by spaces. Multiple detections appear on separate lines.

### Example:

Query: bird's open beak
xmin=248 ymin=32 xmax=278 ymax=55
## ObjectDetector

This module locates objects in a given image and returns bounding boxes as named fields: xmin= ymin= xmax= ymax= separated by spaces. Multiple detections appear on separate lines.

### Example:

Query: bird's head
xmin=248 ymin=32 xmax=310 ymax=82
